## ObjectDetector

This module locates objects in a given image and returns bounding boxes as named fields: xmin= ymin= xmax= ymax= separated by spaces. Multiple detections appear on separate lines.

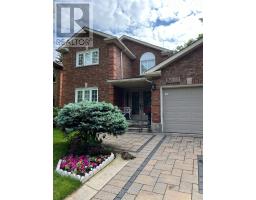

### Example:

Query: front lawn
xmin=53 ymin=128 xmax=81 ymax=200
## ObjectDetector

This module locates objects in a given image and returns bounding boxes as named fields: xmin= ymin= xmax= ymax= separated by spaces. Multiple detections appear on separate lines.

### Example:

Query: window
xmin=75 ymin=88 xmax=98 ymax=102
xmin=140 ymin=52 xmax=155 ymax=74
xmin=91 ymin=90 xmax=98 ymax=102
xmin=92 ymin=51 xmax=99 ymax=64
xmin=76 ymin=48 xmax=99 ymax=67
xmin=78 ymin=53 xmax=84 ymax=66
xmin=84 ymin=90 xmax=90 ymax=101
xmin=77 ymin=91 xmax=83 ymax=102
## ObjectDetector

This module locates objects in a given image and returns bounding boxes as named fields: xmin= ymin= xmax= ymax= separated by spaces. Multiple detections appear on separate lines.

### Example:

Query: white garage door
xmin=162 ymin=87 xmax=203 ymax=133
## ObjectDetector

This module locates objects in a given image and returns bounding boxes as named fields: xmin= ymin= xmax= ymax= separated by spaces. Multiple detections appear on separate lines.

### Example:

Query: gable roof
xmin=145 ymin=38 xmax=203 ymax=73
xmin=56 ymin=27 xmax=172 ymax=60
xmin=120 ymin=35 xmax=171 ymax=53
xmin=57 ymin=27 xmax=136 ymax=59
xmin=57 ymin=27 xmax=113 ymax=52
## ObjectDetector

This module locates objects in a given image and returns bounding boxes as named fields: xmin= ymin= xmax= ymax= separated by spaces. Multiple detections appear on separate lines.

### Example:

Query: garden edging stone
xmin=56 ymin=153 xmax=115 ymax=183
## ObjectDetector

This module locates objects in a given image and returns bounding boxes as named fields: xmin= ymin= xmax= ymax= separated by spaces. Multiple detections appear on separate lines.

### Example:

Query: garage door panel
xmin=162 ymin=87 xmax=203 ymax=134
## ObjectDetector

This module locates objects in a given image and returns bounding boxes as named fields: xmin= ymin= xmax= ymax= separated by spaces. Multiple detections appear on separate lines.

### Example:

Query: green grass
xmin=53 ymin=128 xmax=81 ymax=200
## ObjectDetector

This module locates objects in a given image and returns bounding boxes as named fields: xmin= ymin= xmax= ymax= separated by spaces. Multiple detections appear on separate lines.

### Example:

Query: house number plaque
xmin=166 ymin=77 xmax=181 ymax=84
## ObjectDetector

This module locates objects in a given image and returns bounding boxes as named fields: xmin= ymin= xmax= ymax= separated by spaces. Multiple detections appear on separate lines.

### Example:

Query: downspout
xmin=120 ymin=51 xmax=124 ymax=108
xmin=144 ymin=77 xmax=157 ymax=132
xmin=121 ymin=51 xmax=123 ymax=79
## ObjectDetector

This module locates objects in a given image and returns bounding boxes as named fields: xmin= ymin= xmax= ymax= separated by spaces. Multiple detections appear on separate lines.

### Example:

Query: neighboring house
xmin=57 ymin=28 xmax=203 ymax=133
xmin=53 ymin=61 xmax=63 ymax=107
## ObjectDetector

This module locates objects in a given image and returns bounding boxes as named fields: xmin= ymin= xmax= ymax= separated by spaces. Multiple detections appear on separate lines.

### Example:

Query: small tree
xmin=173 ymin=34 xmax=203 ymax=53
xmin=57 ymin=101 xmax=128 ymax=145
xmin=55 ymin=52 xmax=63 ymax=64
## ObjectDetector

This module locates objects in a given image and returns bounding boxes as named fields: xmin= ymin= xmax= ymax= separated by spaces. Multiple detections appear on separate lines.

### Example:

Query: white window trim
xmin=75 ymin=87 xmax=98 ymax=102
xmin=140 ymin=52 xmax=156 ymax=75
xmin=76 ymin=48 xmax=99 ymax=67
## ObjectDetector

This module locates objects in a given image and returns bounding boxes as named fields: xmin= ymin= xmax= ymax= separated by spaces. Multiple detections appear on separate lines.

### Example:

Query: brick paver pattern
xmin=102 ymin=134 xmax=153 ymax=152
xmin=93 ymin=135 xmax=203 ymax=200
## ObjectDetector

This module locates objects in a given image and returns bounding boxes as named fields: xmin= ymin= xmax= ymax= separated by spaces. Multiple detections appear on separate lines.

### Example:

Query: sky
xmin=53 ymin=0 xmax=202 ymax=58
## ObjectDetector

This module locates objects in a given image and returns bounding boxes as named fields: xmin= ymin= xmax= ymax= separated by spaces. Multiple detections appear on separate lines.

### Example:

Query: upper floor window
xmin=75 ymin=88 xmax=98 ymax=103
xmin=140 ymin=52 xmax=155 ymax=74
xmin=76 ymin=48 xmax=99 ymax=67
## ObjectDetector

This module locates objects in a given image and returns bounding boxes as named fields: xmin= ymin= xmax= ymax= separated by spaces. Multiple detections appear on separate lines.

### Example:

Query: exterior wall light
xmin=151 ymin=83 xmax=156 ymax=91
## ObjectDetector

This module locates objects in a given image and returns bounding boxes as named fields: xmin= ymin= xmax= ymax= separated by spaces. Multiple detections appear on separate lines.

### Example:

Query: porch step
xmin=127 ymin=120 xmax=148 ymax=126
xmin=127 ymin=127 xmax=151 ymax=133
xmin=127 ymin=120 xmax=151 ymax=132
xmin=129 ymin=124 xmax=148 ymax=128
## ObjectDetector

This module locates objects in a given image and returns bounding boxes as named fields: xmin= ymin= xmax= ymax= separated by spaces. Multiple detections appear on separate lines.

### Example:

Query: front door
xmin=130 ymin=90 xmax=150 ymax=121
xmin=131 ymin=92 xmax=140 ymax=116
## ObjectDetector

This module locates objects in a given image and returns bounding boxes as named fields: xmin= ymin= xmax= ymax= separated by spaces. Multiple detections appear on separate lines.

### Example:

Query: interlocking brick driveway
xmin=102 ymin=134 xmax=154 ymax=152
xmin=92 ymin=134 xmax=203 ymax=200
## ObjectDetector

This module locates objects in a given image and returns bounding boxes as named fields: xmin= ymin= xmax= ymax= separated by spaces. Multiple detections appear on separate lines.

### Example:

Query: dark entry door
xmin=132 ymin=92 xmax=140 ymax=115
xmin=143 ymin=91 xmax=151 ymax=114
xmin=131 ymin=90 xmax=150 ymax=121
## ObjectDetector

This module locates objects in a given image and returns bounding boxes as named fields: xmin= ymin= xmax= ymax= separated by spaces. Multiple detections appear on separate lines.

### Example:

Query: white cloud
xmin=91 ymin=0 xmax=203 ymax=50
xmin=54 ymin=0 xmax=203 ymax=57
xmin=120 ymin=13 xmax=203 ymax=50
xmin=157 ymin=0 xmax=202 ymax=21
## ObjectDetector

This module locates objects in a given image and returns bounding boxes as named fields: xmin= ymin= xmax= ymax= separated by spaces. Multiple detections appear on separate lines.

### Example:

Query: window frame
xmin=76 ymin=48 xmax=99 ymax=67
xmin=140 ymin=52 xmax=156 ymax=75
xmin=75 ymin=87 xmax=98 ymax=103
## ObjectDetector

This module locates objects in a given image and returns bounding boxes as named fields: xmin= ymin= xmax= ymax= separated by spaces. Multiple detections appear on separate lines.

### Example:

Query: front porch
xmin=107 ymin=77 xmax=152 ymax=132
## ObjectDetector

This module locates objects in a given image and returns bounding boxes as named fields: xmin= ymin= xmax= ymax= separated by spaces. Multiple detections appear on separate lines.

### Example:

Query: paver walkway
xmin=90 ymin=134 xmax=203 ymax=200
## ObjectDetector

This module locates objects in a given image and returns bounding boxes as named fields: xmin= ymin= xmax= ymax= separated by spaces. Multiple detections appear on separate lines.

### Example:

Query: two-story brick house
xmin=57 ymin=28 xmax=203 ymax=134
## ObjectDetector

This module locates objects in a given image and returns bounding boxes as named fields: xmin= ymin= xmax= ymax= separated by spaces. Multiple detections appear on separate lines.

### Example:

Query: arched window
xmin=140 ymin=52 xmax=155 ymax=74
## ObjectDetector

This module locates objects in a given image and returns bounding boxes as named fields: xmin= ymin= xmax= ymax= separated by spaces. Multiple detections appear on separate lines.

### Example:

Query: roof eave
xmin=144 ymin=71 xmax=161 ymax=78
xmin=104 ymin=38 xmax=136 ymax=60
xmin=56 ymin=47 xmax=69 ymax=53
xmin=120 ymin=35 xmax=171 ymax=53
xmin=145 ymin=38 xmax=203 ymax=73
xmin=53 ymin=61 xmax=63 ymax=70
xmin=57 ymin=27 xmax=114 ymax=50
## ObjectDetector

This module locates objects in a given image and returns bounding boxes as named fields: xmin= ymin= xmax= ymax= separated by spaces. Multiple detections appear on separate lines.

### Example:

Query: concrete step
xmin=127 ymin=120 xmax=148 ymax=126
xmin=127 ymin=127 xmax=151 ymax=133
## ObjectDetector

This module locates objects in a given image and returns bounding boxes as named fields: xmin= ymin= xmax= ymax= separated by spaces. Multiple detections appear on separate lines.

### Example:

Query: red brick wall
xmin=60 ymin=34 xmax=115 ymax=106
xmin=151 ymin=44 xmax=203 ymax=128
xmin=108 ymin=45 xmax=122 ymax=80
xmin=122 ymin=53 xmax=133 ymax=79
xmin=151 ymin=79 xmax=161 ymax=123
xmin=53 ymin=69 xmax=63 ymax=107
xmin=109 ymin=44 xmax=140 ymax=80
xmin=160 ymin=45 xmax=203 ymax=86
xmin=121 ymin=39 xmax=169 ymax=77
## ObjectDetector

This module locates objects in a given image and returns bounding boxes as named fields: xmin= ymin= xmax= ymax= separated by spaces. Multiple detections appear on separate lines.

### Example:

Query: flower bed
xmin=56 ymin=153 xmax=115 ymax=183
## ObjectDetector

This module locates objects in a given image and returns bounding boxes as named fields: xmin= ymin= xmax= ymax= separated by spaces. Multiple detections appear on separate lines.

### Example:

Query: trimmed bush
xmin=53 ymin=107 xmax=60 ymax=127
xmin=56 ymin=101 xmax=128 ymax=145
